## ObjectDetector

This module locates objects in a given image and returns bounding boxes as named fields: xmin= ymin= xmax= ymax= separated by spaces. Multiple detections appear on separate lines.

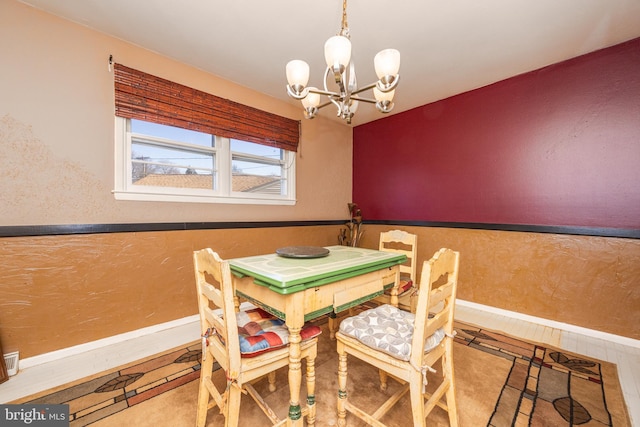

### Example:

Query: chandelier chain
xmin=341 ymin=0 xmax=349 ymax=35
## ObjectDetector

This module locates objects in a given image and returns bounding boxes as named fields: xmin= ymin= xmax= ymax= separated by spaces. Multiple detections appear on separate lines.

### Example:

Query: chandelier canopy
xmin=285 ymin=0 xmax=400 ymax=124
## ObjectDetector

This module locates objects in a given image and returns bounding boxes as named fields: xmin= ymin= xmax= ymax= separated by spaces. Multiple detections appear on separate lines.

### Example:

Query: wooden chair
xmin=193 ymin=248 xmax=320 ymax=427
xmin=374 ymin=229 xmax=418 ymax=312
xmin=328 ymin=230 xmax=418 ymax=339
xmin=336 ymin=248 xmax=460 ymax=426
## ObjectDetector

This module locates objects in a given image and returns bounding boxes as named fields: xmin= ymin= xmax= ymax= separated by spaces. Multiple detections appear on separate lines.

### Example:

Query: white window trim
xmin=113 ymin=117 xmax=296 ymax=205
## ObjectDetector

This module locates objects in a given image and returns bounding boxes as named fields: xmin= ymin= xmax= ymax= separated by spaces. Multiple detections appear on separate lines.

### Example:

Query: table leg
xmin=286 ymin=326 xmax=303 ymax=427
xmin=327 ymin=311 xmax=337 ymax=339
xmin=305 ymin=349 xmax=316 ymax=426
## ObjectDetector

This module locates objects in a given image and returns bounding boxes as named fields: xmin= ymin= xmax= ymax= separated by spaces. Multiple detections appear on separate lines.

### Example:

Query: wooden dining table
xmin=229 ymin=245 xmax=406 ymax=427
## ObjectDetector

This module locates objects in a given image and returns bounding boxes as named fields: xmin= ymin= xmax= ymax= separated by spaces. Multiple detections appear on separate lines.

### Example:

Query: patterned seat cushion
xmin=339 ymin=304 xmax=445 ymax=361
xmin=234 ymin=308 xmax=322 ymax=357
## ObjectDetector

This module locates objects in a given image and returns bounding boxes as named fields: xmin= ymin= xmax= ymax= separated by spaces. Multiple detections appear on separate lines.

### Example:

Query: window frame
xmin=113 ymin=117 xmax=296 ymax=205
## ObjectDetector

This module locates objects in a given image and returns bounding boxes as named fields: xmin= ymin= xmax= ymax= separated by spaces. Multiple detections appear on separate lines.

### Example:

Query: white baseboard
xmin=20 ymin=314 xmax=200 ymax=370
xmin=456 ymin=299 xmax=640 ymax=349
xmin=1 ymin=315 xmax=201 ymax=403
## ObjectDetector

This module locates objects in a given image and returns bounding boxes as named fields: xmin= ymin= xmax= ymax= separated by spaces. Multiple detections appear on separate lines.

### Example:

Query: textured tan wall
xmin=0 ymin=1 xmax=352 ymax=226
xmin=1 ymin=225 xmax=638 ymax=360
xmin=0 ymin=226 xmax=343 ymax=359
xmin=360 ymin=225 xmax=640 ymax=340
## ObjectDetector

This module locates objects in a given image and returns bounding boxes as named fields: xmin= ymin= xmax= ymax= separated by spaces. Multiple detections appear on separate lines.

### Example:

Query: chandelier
xmin=285 ymin=0 xmax=400 ymax=124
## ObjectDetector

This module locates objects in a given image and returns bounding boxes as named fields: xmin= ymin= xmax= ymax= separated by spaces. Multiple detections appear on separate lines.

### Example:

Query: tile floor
xmin=1 ymin=302 xmax=638 ymax=425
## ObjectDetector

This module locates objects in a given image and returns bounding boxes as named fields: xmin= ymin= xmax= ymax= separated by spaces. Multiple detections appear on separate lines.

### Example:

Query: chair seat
xmin=339 ymin=304 xmax=444 ymax=361
xmin=215 ymin=307 xmax=322 ymax=358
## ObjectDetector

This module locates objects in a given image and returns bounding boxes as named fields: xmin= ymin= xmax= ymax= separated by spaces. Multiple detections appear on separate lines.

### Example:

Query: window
xmin=114 ymin=118 xmax=296 ymax=204
xmin=112 ymin=63 xmax=299 ymax=205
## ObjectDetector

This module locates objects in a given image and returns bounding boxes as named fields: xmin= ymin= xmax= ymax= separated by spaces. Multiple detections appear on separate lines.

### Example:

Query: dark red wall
xmin=353 ymin=38 xmax=640 ymax=229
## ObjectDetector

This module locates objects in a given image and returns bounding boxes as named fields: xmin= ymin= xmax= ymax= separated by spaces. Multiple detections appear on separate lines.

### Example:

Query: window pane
xmin=232 ymin=158 xmax=284 ymax=194
xmin=232 ymin=156 xmax=282 ymax=177
xmin=231 ymin=139 xmax=282 ymax=159
xmin=231 ymin=139 xmax=285 ymax=195
xmin=132 ymin=141 xmax=215 ymax=189
xmin=131 ymin=119 xmax=214 ymax=148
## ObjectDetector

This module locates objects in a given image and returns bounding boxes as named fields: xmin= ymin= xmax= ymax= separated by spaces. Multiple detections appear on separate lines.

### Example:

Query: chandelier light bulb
xmin=374 ymin=87 xmax=395 ymax=113
xmin=301 ymin=88 xmax=321 ymax=108
xmin=324 ymin=35 xmax=352 ymax=72
xmin=286 ymin=60 xmax=310 ymax=93
xmin=374 ymin=49 xmax=401 ymax=80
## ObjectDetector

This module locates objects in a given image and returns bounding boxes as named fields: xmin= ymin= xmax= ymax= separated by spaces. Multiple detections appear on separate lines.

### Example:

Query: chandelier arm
xmin=324 ymin=67 xmax=348 ymax=99
xmin=315 ymin=100 xmax=337 ymax=111
xmin=307 ymin=88 xmax=340 ymax=97
xmin=349 ymin=82 xmax=377 ymax=96
xmin=286 ymin=85 xmax=309 ymax=100
xmin=349 ymin=96 xmax=377 ymax=104
xmin=322 ymin=67 xmax=344 ymax=114
xmin=349 ymin=74 xmax=399 ymax=98
xmin=347 ymin=62 xmax=357 ymax=94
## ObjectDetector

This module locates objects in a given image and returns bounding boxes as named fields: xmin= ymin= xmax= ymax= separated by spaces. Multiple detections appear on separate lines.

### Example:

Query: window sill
xmin=112 ymin=190 xmax=296 ymax=205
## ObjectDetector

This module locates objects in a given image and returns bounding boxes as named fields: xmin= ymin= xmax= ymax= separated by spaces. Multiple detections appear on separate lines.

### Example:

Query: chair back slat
xmin=379 ymin=229 xmax=418 ymax=282
xmin=412 ymin=248 xmax=459 ymax=365
xmin=422 ymin=306 xmax=448 ymax=338
xmin=201 ymin=282 xmax=223 ymax=307
xmin=203 ymin=308 xmax=227 ymax=338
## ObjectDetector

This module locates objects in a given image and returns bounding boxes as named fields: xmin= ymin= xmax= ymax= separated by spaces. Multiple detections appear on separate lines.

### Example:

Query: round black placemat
xmin=275 ymin=246 xmax=330 ymax=258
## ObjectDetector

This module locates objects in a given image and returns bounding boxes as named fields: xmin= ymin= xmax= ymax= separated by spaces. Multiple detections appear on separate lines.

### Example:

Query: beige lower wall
xmin=359 ymin=225 xmax=640 ymax=341
xmin=1 ymin=224 xmax=638 ymax=360
xmin=0 ymin=226 xmax=342 ymax=359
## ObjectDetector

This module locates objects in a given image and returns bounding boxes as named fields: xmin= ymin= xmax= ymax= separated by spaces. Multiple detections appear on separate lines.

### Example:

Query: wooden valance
xmin=114 ymin=63 xmax=300 ymax=152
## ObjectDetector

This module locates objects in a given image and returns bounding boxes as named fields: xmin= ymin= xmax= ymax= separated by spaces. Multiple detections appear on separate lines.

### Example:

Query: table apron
xmin=234 ymin=266 xmax=399 ymax=325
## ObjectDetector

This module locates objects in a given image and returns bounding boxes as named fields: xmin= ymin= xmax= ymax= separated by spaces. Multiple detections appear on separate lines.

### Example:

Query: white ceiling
xmin=18 ymin=0 xmax=640 ymax=126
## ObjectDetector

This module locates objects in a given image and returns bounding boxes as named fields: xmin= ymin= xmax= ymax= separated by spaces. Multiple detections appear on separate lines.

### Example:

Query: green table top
xmin=229 ymin=245 xmax=406 ymax=294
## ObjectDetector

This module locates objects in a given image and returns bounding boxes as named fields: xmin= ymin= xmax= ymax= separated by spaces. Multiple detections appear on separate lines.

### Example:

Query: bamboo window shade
xmin=113 ymin=63 xmax=300 ymax=152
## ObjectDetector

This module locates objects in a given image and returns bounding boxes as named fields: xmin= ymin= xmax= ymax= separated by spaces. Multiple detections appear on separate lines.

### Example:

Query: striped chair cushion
xmin=235 ymin=308 xmax=322 ymax=357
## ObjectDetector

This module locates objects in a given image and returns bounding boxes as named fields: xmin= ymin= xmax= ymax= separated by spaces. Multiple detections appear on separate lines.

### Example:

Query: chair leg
xmin=379 ymin=369 xmax=388 ymax=391
xmin=196 ymin=355 xmax=215 ymax=427
xmin=409 ymin=370 xmax=426 ymax=426
xmin=306 ymin=354 xmax=317 ymax=426
xmin=445 ymin=385 xmax=459 ymax=427
xmin=336 ymin=343 xmax=348 ymax=427
xmin=444 ymin=344 xmax=459 ymax=426
xmin=224 ymin=385 xmax=242 ymax=427
xmin=268 ymin=371 xmax=277 ymax=392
